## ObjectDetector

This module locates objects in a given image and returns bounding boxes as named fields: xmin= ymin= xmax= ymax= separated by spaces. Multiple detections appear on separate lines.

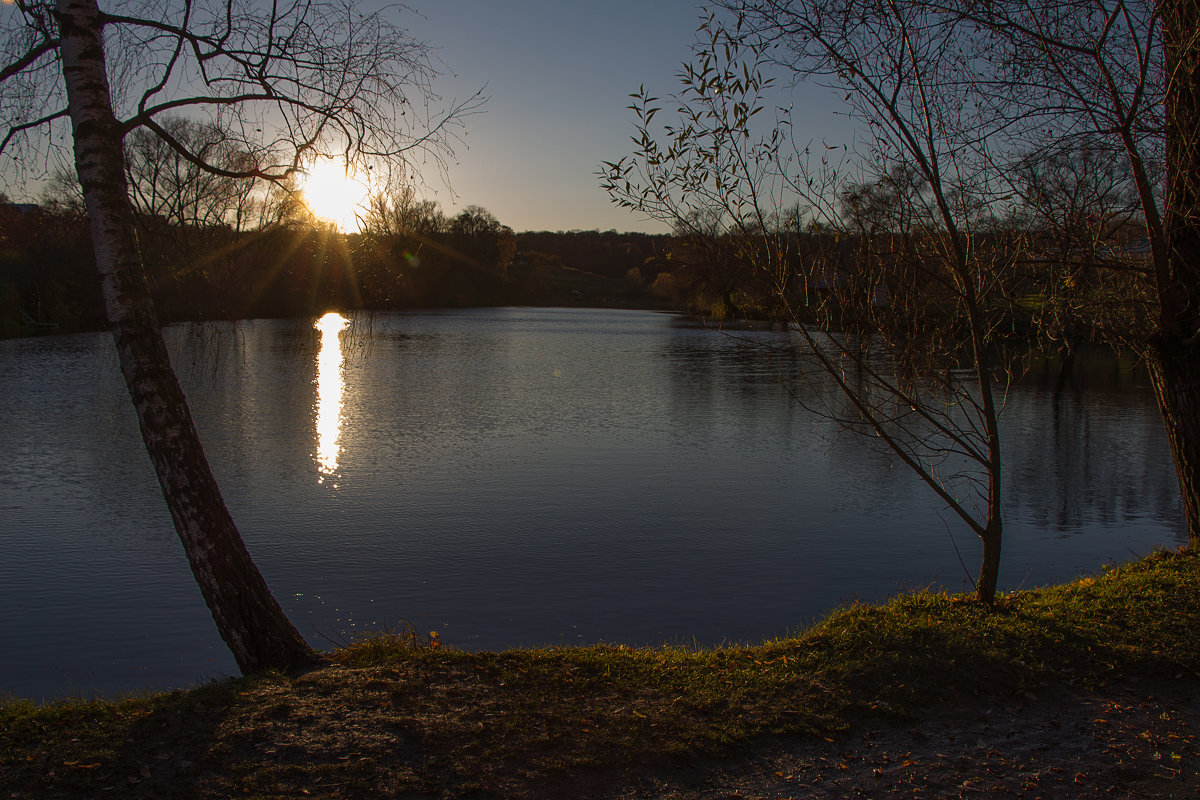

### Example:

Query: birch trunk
xmin=55 ymin=0 xmax=317 ymax=674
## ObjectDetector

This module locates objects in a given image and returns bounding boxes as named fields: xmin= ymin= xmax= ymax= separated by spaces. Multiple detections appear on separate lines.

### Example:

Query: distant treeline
xmin=0 ymin=203 xmax=695 ymax=338
xmin=1 ymin=200 xmax=1153 ymax=343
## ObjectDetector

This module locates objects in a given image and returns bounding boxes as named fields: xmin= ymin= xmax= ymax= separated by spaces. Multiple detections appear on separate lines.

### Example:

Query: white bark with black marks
xmin=55 ymin=0 xmax=316 ymax=675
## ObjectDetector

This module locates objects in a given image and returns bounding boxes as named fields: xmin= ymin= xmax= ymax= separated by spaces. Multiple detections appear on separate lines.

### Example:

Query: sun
xmin=300 ymin=158 xmax=370 ymax=232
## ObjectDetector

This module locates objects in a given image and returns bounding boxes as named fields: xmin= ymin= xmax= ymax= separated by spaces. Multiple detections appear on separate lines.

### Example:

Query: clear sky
xmin=396 ymin=1 xmax=854 ymax=234
xmin=398 ymin=0 xmax=707 ymax=234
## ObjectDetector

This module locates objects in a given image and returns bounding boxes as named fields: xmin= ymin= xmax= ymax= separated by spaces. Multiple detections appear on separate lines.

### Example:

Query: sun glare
xmin=300 ymin=158 xmax=370 ymax=232
xmin=315 ymin=311 xmax=348 ymax=482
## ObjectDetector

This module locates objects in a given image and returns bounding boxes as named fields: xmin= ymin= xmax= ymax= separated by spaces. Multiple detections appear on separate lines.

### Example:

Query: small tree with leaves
xmin=603 ymin=6 xmax=1019 ymax=602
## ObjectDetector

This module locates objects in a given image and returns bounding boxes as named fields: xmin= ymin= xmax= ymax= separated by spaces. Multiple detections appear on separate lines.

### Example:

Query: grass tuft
xmin=328 ymin=621 xmax=444 ymax=667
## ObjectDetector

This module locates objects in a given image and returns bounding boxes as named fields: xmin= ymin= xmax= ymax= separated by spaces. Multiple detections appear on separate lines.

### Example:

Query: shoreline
xmin=3 ymin=549 xmax=1197 ymax=798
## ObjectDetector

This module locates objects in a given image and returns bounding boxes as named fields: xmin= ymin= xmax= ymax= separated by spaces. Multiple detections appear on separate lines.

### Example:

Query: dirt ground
xmin=7 ymin=651 xmax=1198 ymax=799
xmin=590 ymin=675 xmax=1200 ymax=800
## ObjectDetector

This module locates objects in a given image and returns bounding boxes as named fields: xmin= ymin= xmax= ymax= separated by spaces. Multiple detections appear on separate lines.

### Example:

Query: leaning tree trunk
xmin=56 ymin=0 xmax=317 ymax=674
xmin=1157 ymin=0 xmax=1200 ymax=549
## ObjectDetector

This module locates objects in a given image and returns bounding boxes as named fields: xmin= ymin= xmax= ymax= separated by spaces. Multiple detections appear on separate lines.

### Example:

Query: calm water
xmin=0 ymin=307 xmax=1184 ymax=700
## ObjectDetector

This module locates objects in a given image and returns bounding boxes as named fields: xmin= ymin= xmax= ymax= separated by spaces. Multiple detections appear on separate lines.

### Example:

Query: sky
xmin=397 ymin=1 xmax=851 ymax=233
xmin=2 ymin=0 xmax=855 ymax=234
xmin=398 ymin=0 xmax=709 ymax=233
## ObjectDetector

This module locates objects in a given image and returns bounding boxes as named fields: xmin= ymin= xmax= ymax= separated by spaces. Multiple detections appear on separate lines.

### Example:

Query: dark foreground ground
xmin=3 ymin=550 xmax=1199 ymax=799
xmin=608 ymin=674 xmax=1200 ymax=799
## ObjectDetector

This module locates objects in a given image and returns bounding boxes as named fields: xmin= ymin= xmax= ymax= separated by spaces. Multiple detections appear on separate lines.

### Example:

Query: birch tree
xmin=1 ymin=0 xmax=478 ymax=674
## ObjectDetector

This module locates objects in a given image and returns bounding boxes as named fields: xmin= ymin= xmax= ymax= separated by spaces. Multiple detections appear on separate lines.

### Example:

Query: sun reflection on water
xmin=315 ymin=312 xmax=348 ymax=481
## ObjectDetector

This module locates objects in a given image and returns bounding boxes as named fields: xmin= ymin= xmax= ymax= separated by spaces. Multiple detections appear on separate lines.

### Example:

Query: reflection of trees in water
xmin=667 ymin=325 xmax=998 ymax=514
xmin=164 ymin=321 xmax=319 ymax=482
xmin=658 ymin=325 xmax=951 ymax=509
xmin=662 ymin=331 xmax=1183 ymax=538
xmin=660 ymin=324 xmax=814 ymax=447
xmin=1004 ymin=349 xmax=1182 ymax=536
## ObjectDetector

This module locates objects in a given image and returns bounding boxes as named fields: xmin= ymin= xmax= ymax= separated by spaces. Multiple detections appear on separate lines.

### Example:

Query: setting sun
xmin=300 ymin=158 xmax=370 ymax=232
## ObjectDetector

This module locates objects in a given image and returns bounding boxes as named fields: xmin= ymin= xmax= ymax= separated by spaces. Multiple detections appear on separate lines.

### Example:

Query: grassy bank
xmin=3 ymin=549 xmax=1199 ymax=798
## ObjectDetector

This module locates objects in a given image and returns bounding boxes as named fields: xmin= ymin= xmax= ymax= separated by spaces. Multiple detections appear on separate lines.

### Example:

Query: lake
xmin=0 ymin=307 xmax=1185 ymax=700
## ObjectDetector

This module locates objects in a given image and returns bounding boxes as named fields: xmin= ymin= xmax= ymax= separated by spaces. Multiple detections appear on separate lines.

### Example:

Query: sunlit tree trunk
xmin=56 ymin=0 xmax=317 ymax=674
xmin=1156 ymin=0 xmax=1200 ymax=549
